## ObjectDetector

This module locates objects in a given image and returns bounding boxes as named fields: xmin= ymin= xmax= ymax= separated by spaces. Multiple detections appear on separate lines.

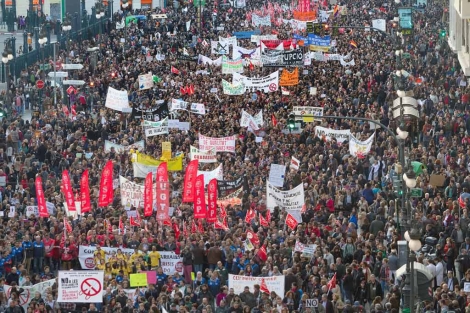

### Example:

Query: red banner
xmin=80 ymin=170 xmax=91 ymax=213
xmin=183 ymin=160 xmax=199 ymax=202
xmin=156 ymin=181 xmax=170 ymax=221
xmin=156 ymin=162 xmax=168 ymax=182
xmin=259 ymin=214 xmax=269 ymax=227
xmin=261 ymin=39 xmax=295 ymax=50
xmin=144 ymin=172 xmax=153 ymax=217
xmin=285 ymin=213 xmax=299 ymax=230
xmin=98 ymin=161 xmax=114 ymax=207
xmin=61 ymin=170 xmax=76 ymax=211
xmin=193 ymin=174 xmax=206 ymax=218
xmin=215 ymin=219 xmax=229 ymax=230
xmin=246 ymin=230 xmax=260 ymax=246
xmin=35 ymin=176 xmax=49 ymax=218
xmin=207 ymin=179 xmax=218 ymax=223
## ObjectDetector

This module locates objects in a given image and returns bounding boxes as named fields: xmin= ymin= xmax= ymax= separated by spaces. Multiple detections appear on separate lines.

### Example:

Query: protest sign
xmin=170 ymin=99 xmax=189 ymax=112
xmin=104 ymin=140 xmax=145 ymax=153
xmin=252 ymin=14 xmax=271 ymax=26
xmin=198 ymin=134 xmax=236 ymax=153
xmin=162 ymin=142 xmax=172 ymax=160
xmin=292 ymin=106 xmax=324 ymax=120
xmin=138 ymin=73 xmax=153 ymax=90
xmin=190 ymin=146 xmax=218 ymax=163
xmin=372 ymin=19 xmax=386 ymax=32
xmin=130 ymin=273 xmax=148 ymax=287
xmin=57 ymin=271 xmax=104 ymax=303
xmin=222 ymin=79 xmax=245 ymax=95
xmin=144 ymin=118 xmax=169 ymax=137
xmin=232 ymin=71 xmax=279 ymax=93
xmin=266 ymin=182 xmax=305 ymax=221
xmin=268 ymin=164 xmax=286 ymax=187
xmin=222 ymin=56 xmax=244 ymax=74
xmin=190 ymin=103 xmax=206 ymax=115
xmin=229 ymin=275 xmax=284 ymax=296
xmin=279 ymin=68 xmax=299 ymax=86
xmin=349 ymin=133 xmax=375 ymax=158
xmin=198 ymin=164 xmax=224 ymax=185
xmin=261 ymin=49 xmax=304 ymax=67
xmin=168 ymin=120 xmax=190 ymax=131
xmin=105 ymin=87 xmax=130 ymax=112
xmin=315 ymin=126 xmax=351 ymax=144
xmin=4 ymin=279 xmax=55 ymax=311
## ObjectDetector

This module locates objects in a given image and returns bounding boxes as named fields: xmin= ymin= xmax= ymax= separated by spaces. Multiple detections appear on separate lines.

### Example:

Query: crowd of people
xmin=0 ymin=0 xmax=466 ymax=312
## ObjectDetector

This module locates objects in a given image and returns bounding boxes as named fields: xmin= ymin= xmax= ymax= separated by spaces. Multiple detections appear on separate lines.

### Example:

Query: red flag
xmin=189 ymin=85 xmax=195 ymax=95
xmin=223 ymin=216 xmax=228 ymax=228
xmin=285 ymin=213 xmax=298 ymax=230
xmin=259 ymin=214 xmax=269 ymax=227
xmin=245 ymin=208 xmax=256 ymax=224
xmin=144 ymin=172 xmax=153 ymax=217
xmin=171 ymin=66 xmax=180 ymax=75
xmin=301 ymin=203 xmax=307 ymax=213
xmin=98 ymin=161 xmax=114 ymax=207
xmin=163 ymin=219 xmax=172 ymax=227
xmin=35 ymin=176 xmax=49 ymax=218
xmin=180 ymin=86 xmax=187 ymax=95
xmin=62 ymin=105 xmax=69 ymax=116
xmin=257 ymin=245 xmax=268 ymax=262
xmin=183 ymin=220 xmax=188 ymax=238
xmin=80 ymin=170 xmax=91 ymax=213
xmin=193 ymin=174 xmax=207 ymax=218
xmin=271 ymin=114 xmax=278 ymax=126
xmin=215 ymin=219 xmax=229 ymax=230
xmin=260 ymin=278 xmax=270 ymax=293
xmin=172 ymin=221 xmax=181 ymax=239
xmin=246 ymin=230 xmax=260 ymax=246
xmin=459 ymin=195 xmax=466 ymax=208
xmin=119 ymin=216 xmax=124 ymax=234
xmin=71 ymin=106 xmax=77 ymax=116
xmin=62 ymin=170 xmax=76 ymax=212
xmin=191 ymin=220 xmax=197 ymax=233
xmin=130 ymin=215 xmax=141 ymax=226
xmin=156 ymin=163 xmax=170 ymax=221
xmin=266 ymin=210 xmax=271 ymax=222
xmin=64 ymin=217 xmax=72 ymax=233
xmin=327 ymin=273 xmax=337 ymax=289
xmin=207 ymin=179 xmax=218 ymax=223
xmin=157 ymin=162 xmax=169 ymax=182
xmin=183 ymin=160 xmax=199 ymax=202
xmin=220 ymin=205 xmax=227 ymax=219
xmin=198 ymin=219 xmax=204 ymax=233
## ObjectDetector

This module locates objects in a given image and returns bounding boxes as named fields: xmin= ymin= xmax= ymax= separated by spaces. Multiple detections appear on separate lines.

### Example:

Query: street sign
xmin=62 ymin=64 xmax=84 ymax=70
xmin=36 ymin=80 xmax=45 ymax=89
xmin=63 ymin=80 xmax=86 ymax=85
xmin=66 ymin=86 xmax=77 ymax=95
xmin=306 ymin=299 xmax=318 ymax=308
xmin=39 ymin=64 xmax=51 ymax=70
xmin=410 ymin=188 xmax=423 ymax=197
xmin=48 ymin=71 xmax=68 ymax=78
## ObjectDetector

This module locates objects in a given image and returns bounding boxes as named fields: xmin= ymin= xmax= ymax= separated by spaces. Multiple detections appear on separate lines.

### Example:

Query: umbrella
xmin=411 ymin=161 xmax=426 ymax=176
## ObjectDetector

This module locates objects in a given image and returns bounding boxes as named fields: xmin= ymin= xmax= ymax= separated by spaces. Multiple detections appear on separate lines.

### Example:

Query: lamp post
xmin=2 ymin=40 xmax=13 ymax=91
xmin=403 ymin=216 xmax=422 ymax=313
xmin=38 ymin=26 xmax=48 ymax=66
xmin=62 ymin=15 xmax=72 ymax=58
xmin=95 ymin=1 xmax=105 ymax=44
xmin=121 ymin=0 xmax=129 ymax=53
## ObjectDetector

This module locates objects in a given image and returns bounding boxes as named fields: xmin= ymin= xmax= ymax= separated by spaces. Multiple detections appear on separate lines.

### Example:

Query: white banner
xmin=292 ymin=106 xmax=324 ymax=119
xmin=190 ymin=103 xmax=206 ymax=115
xmin=133 ymin=162 xmax=158 ymax=178
xmin=252 ymin=14 xmax=272 ymax=26
xmin=25 ymin=202 xmax=55 ymax=217
xmin=232 ymin=46 xmax=261 ymax=60
xmin=372 ymin=19 xmax=386 ymax=32
xmin=222 ymin=79 xmax=245 ymax=95
xmin=78 ymin=246 xmax=183 ymax=274
xmin=198 ymin=134 xmax=236 ymax=153
xmin=266 ymin=182 xmax=304 ymax=222
xmin=170 ymin=99 xmax=189 ymax=112
xmin=144 ymin=118 xmax=168 ymax=137
xmin=4 ymin=279 xmax=55 ymax=311
xmin=222 ymin=56 xmax=244 ymax=74
xmin=58 ymin=271 xmax=104 ymax=303
xmin=268 ymin=164 xmax=286 ymax=187
xmin=168 ymin=119 xmax=190 ymax=131
xmin=282 ymin=19 xmax=308 ymax=30
xmin=349 ymin=133 xmax=375 ymax=158
xmin=251 ymin=35 xmax=277 ymax=44
xmin=138 ymin=73 xmax=153 ymax=90
xmin=198 ymin=55 xmax=223 ymax=66
xmin=105 ymin=140 xmax=145 ymax=153
xmin=315 ymin=126 xmax=351 ymax=144
xmin=105 ymin=87 xmax=130 ymax=112
xmin=240 ymin=110 xmax=261 ymax=130
xmin=340 ymin=57 xmax=355 ymax=67
xmin=229 ymin=275 xmax=284 ymax=297
xmin=120 ymin=176 xmax=154 ymax=209
xmin=219 ymin=36 xmax=238 ymax=46
xmin=198 ymin=164 xmax=224 ymax=185
xmin=190 ymin=146 xmax=218 ymax=163
xmin=235 ymin=0 xmax=246 ymax=7
xmin=233 ymin=71 xmax=279 ymax=93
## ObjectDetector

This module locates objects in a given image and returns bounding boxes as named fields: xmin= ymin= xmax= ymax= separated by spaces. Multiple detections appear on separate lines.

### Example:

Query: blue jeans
xmin=193 ymin=264 xmax=202 ymax=274
xmin=33 ymin=257 xmax=43 ymax=273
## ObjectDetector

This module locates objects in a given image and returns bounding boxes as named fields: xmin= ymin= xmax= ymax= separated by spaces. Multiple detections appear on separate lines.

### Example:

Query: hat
xmin=353 ymin=301 xmax=361 ymax=306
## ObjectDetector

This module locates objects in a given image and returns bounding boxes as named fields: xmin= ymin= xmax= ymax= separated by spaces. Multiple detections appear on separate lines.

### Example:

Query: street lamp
xmin=403 ymin=222 xmax=422 ymax=313
xmin=95 ymin=1 xmax=106 ymax=43
xmin=62 ymin=15 xmax=72 ymax=60
xmin=2 ymin=39 xmax=13 ymax=91
xmin=38 ymin=27 xmax=47 ymax=65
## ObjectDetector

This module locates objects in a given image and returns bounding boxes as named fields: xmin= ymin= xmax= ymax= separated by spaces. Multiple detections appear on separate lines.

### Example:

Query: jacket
xmin=207 ymin=247 xmax=222 ymax=264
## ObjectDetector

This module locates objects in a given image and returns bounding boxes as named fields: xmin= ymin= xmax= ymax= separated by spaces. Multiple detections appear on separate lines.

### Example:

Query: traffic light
xmin=111 ymin=72 xmax=116 ymax=78
xmin=393 ymin=177 xmax=404 ymax=197
xmin=439 ymin=29 xmax=447 ymax=38
xmin=287 ymin=114 xmax=296 ymax=131
xmin=90 ymin=81 xmax=95 ymax=87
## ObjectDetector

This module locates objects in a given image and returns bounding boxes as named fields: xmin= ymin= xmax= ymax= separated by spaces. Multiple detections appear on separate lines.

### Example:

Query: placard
xmin=57 ymin=271 xmax=104 ymax=303
xmin=198 ymin=134 xmax=236 ymax=153
xmin=228 ymin=275 xmax=284 ymax=296
xmin=198 ymin=164 xmax=224 ymax=185
xmin=190 ymin=146 xmax=218 ymax=163
xmin=138 ymin=73 xmax=153 ymax=90
xmin=266 ymin=182 xmax=305 ymax=222
xmin=105 ymin=87 xmax=130 ymax=112
xmin=130 ymin=273 xmax=148 ymax=287
xmin=268 ymin=164 xmax=286 ymax=187
xmin=314 ymin=126 xmax=351 ymax=144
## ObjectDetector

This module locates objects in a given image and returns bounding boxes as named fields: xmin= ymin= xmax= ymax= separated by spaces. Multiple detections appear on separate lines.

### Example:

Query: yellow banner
xmin=133 ymin=151 xmax=184 ymax=171
xmin=309 ymin=45 xmax=331 ymax=52
xmin=280 ymin=68 xmax=299 ymax=86
xmin=162 ymin=142 xmax=172 ymax=160
xmin=130 ymin=273 xmax=147 ymax=287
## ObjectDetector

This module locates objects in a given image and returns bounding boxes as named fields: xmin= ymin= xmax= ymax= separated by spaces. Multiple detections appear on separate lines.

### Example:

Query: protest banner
xmin=198 ymin=164 xmax=224 ymax=185
xmin=292 ymin=106 xmax=324 ymax=121
xmin=250 ymin=35 xmax=277 ymax=44
xmin=138 ymin=73 xmax=153 ymax=90
xmin=229 ymin=275 xmax=285 ymax=296
xmin=198 ymin=55 xmax=223 ymax=66
xmin=190 ymin=146 xmax=218 ymax=163
xmin=198 ymin=134 xmax=236 ymax=153
xmin=233 ymin=30 xmax=260 ymax=39
xmin=78 ymin=246 xmax=183 ymax=274
xmin=252 ymin=14 xmax=272 ymax=26
xmin=232 ymin=71 xmax=279 ymax=93
xmin=190 ymin=103 xmax=206 ymax=115
xmin=4 ymin=279 xmax=55 ymax=311
xmin=119 ymin=176 xmax=158 ymax=209
xmin=292 ymin=10 xmax=316 ymax=21
xmin=58 ymin=271 xmax=104 ymax=303
xmin=132 ymin=155 xmax=184 ymax=177
xmin=170 ymin=99 xmax=189 ymax=111
xmin=222 ymin=56 xmax=244 ymax=74
xmin=279 ymin=68 xmax=299 ymax=86
xmin=219 ymin=36 xmax=238 ymax=46
xmin=104 ymin=140 xmax=145 ymax=153
xmin=349 ymin=133 xmax=375 ymax=158
xmin=132 ymin=102 xmax=168 ymax=121
xmin=266 ymin=182 xmax=305 ymax=222
xmin=268 ymin=164 xmax=286 ymax=187
xmin=315 ymin=126 xmax=351 ymax=144
xmin=261 ymin=50 xmax=304 ymax=67
xmin=216 ymin=187 xmax=243 ymax=206
xmin=307 ymin=34 xmax=331 ymax=46
xmin=217 ymin=176 xmax=245 ymax=196
xmin=144 ymin=118 xmax=169 ymax=137
xmin=168 ymin=119 xmax=190 ymax=131
xmin=222 ymin=79 xmax=245 ymax=95
xmin=105 ymin=87 xmax=130 ymax=112
xmin=240 ymin=110 xmax=261 ymax=130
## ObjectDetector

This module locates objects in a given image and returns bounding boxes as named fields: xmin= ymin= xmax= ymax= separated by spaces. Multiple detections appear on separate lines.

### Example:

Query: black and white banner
xmin=132 ymin=101 xmax=169 ymax=121
xmin=217 ymin=175 xmax=245 ymax=196
xmin=261 ymin=49 xmax=304 ymax=67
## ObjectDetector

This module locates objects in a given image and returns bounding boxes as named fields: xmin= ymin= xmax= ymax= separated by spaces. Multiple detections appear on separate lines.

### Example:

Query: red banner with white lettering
xmin=157 ymin=162 xmax=169 ymax=182
xmin=61 ymin=170 xmax=76 ymax=211
xmin=144 ymin=172 xmax=153 ymax=217
xmin=285 ymin=213 xmax=299 ymax=230
xmin=207 ymin=179 xmax=218 ymax=223
xmin=35 ymin=176 xmax=49 ymax=218
xmin=183 ymin=160 xmax=199 ymax=202
xmin=193 ymin=174 xmax=206 ymax=218
xmin=80 ymin=170 xmax=91 ymax=213
xmin=156 ymin=181 xmax=170 ymax=221
xmin=98 ymin=161 xmax=114 ymax=207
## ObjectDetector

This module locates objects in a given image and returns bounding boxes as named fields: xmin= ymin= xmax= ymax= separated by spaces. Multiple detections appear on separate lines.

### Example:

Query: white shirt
xmin=436 ymin=262 xmax=444 ymax=287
